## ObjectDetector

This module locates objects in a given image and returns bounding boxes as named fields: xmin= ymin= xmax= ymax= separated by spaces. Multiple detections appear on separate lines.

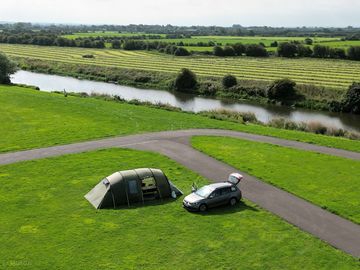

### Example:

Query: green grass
xmin=1 ymin=43 xmax=360 ymax=89
xmin=192 ymin=136 xmax=360 ymax=224
xmin=1 ymin=84 xmax=360 ymax=153
xmin=0 ymin=148 xmax=359 ymax=269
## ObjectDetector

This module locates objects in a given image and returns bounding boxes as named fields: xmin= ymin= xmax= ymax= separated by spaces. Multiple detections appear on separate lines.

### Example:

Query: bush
xmin=199 ymin=81 xmax=218 ymax=96
xmin=232 ymin=43 xmax=246 ymax=55
xmin=267 ymin=79 xmax=297 ymax=100
xmin=222 ymin=74 xmax=237 ymax=88
xmin=223 ymin=46 xmax=236 ymax=56
xmin=174 ymin=47 xmax=190 ymax=56
xmin=306 ymin=122 xmax=327 ymax=135
xmin=342 ymin=83 xmax=360 ymax=114
xmin=173 ymin=68 xmax=197 ymax=92
xmin=213 ymin=46 xmax=224 ymax=56
xmin=347 ymin=46 xmax=360 ymax=61
xmin=0 ymin=52 xmax=17 ymax=84
xmin=277 ymin=42 xmax=298 ymax=57
xmin=245 ymin=44 xmax=268 ymax=57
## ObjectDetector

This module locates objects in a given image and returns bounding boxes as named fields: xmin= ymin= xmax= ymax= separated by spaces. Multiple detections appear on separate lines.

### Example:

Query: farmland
xmin=1 ymin=148 xmax=359 ymax=269
xmin=1 ymin=43 xmax=360 ymax=88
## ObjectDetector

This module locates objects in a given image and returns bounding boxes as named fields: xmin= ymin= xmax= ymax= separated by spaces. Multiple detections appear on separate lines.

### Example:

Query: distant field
xmin=1 ymin=43 xmax=360 ymax=88
xmin=62 ymin=32 xmax=350 ymax=53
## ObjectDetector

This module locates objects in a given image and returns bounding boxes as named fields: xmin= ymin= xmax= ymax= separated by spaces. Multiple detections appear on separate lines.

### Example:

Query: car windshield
xmin=195 ymin=186 xmax=214 ymax=198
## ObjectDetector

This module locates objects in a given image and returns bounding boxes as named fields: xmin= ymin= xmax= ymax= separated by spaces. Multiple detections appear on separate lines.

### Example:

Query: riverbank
xmin=14 ymin=57 xmax=348 ymax=113
xmin=1 ymin=84 xmax=359 ymax=153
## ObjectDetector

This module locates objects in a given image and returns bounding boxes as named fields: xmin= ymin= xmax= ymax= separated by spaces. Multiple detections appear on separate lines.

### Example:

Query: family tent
xmin=85 ymin=168 xmax=183 ymax=209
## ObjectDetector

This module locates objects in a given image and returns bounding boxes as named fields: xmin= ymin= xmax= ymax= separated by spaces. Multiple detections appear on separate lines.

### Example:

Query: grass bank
xmin=1 ymin=84 xmax=360 ymax=153
xmin=192 ymin=136 xmax=360 ymax=224
xmin=0 ymin=148 xmax=358 ymax=269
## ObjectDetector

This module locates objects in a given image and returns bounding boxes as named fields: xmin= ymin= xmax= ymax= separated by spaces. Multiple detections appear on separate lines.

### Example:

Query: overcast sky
xmin=1 ymin=0 xmax=359 ymax=27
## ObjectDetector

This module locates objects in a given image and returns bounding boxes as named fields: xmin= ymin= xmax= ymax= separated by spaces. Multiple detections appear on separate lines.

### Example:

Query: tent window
xmin=128 ymin=180 xmax=139 ymax=194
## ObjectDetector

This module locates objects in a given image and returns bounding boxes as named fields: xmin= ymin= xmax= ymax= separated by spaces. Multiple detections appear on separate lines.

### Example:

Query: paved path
xmin=0 ymin=129 xmax=359 ymax=257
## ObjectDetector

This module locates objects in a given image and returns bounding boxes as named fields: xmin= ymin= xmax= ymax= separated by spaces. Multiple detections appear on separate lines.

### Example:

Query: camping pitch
xmin=85 ymin=168 xmax=183 ymax=209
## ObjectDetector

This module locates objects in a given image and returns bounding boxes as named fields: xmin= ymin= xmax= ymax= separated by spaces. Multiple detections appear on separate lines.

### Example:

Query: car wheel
xmin=229 ymin=197 xmax=237 ymax=206
xmin=199 ymin=204 xmax=207 ymax=212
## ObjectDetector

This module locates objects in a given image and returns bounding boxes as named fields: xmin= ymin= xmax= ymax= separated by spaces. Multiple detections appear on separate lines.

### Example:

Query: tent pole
xmin=134 ymin=170 xmax=145 ymax=205
xmin=119 ymin=171 xmax=130 ymax=208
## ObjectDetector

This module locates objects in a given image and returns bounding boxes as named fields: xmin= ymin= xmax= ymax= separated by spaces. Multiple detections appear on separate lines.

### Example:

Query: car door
xmin=207 ymin=189 xmax=223 ymax=208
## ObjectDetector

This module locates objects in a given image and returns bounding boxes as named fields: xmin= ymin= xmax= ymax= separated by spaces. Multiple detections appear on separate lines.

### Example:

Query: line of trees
xmin=277 ymin=42 xmax=360 ymax=60
xmin=0 ymin=33 xmax=105 ymax=48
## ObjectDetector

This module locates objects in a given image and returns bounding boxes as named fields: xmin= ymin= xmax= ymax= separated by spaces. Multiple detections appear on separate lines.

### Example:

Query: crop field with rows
xmin=1 ymin=43 xmax=360 ymax=89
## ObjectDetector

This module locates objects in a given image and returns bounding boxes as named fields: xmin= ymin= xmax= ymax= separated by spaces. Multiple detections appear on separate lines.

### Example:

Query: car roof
xmin=207 ymin=182 xmax=233 ymax=189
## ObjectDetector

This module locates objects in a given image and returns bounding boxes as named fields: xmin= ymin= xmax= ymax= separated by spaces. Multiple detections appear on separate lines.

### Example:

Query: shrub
xmin=306 ymin=122 xmax=327 ymax=135
xmin=173 ymin=68 xmax=197 ymax=92
xmin=347 ymin=46 xmax=360 ymax=61
xmin=223 ymin=46 xmax=236 ymax=56
xmin=0 ymin=52 xmax=17 ymax=84
xmin=231 ymin=43 xmax=246 ymax=55
xmin=267 ymin=79 xmax=297 ymax=100
xmin=199 ymin=81 xmax=218 ymax=96
xmin=277 ymin=42 xmax=298 ymax=57
xmin=342 ymin=83 xmax=360 ymax=114
xmin=213 ymin=46 xmax=224 ymax=56
xmin=245 ymin=44 xmax=268 ymax=57
xmin=174 ymin=47 xmax=190 ymax=56
xmin=222 ymin=74 xmax=237 ymax=88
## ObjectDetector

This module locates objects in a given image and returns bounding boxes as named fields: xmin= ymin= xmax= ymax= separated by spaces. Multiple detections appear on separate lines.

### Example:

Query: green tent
xmin=85 ymin=168 xmax=183 ymax=209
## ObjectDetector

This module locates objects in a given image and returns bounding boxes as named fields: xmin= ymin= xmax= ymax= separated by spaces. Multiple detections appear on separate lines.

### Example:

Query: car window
xmin=231 ymin=186 xmax=237 ymax=192
xmin=221 ymin=187 xmax=232 ymax=195
xmin=211 ymin=189 xmax=221 ymax=198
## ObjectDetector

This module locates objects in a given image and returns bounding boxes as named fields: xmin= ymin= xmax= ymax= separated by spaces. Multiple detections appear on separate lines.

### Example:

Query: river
xmin=11 ymin=70 xmax=360 ymax=132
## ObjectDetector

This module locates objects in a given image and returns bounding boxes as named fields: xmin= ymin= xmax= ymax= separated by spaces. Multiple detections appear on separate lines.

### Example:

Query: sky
xmin=1 ymin=0 xmax=359 ymax=27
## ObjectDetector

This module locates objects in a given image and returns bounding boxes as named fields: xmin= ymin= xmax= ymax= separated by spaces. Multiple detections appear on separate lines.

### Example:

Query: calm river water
xmin=11 ymin=70 xmax=360 ymax=132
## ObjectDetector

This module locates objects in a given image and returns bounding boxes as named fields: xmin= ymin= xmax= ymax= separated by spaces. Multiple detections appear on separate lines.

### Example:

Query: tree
xmin=277 ymin=42 xmax=298 ymax=57
xmin=304 ymin=38 xmax=313 ymax=45
xmin=174 ymin=68 xmax=197 ymax=92
xmin=270 ymin=41 xmax=278 ymax=47
xmin=231 ymin=43 xmax=246 ymax=56
xmin=111 ymin=40 xmax=121 ymax=49
xmin=174 ymin=47 xmax=190 ymax=56
xmin=0 ymin=52 xmax=17 ymax=84
xmin=223 ymin=46 xmax=236 ymax=56
xmin=313 ymin=45 xmax=330 ymax=58
xmin=267 ymin=79 xmax=297 ymax=100
xmin=245 ymin=44 xmax=268 ymax=57
xmin=347 ymin=46 xmax=360 ymax=61
xmin=222 ymin=74 xmax=237 ymax=88
xmin=342 ymin=83 xmax=360 ymax=113
xmin=213 ymin=46 xmax=224 ymax=56
xmin=297 ymin=45 xmax=313 ymax=57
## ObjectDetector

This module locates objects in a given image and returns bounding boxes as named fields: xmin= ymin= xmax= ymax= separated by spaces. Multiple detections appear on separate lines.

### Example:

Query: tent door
xmin=141 ymin=176 xmax=159 ymax=201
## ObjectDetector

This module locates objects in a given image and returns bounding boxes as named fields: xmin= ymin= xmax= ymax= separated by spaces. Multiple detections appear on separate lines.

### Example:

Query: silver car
xmin=183 ymin=181 xmax=242 ymax=212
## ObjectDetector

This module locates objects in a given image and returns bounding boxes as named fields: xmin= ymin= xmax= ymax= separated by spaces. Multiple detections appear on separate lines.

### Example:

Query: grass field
xmin=1 ymin=44 xmax=360 ymax=89
xmin=1 ymin=85 xmax=360 ymax=153
xmin=0 ymin=148 xmax=359 ymax=269
xmin=192 ymin=136 xmax=360 ymax=224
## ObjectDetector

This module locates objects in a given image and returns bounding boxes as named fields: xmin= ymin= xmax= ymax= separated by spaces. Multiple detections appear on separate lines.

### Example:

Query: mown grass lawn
xmin=192 ymin=136 xmax=360 ymax=224
xmin=0 ymin=148 xmax=358 ymax=269
xmin=1 ymin=85 xmax=360 ymax=153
